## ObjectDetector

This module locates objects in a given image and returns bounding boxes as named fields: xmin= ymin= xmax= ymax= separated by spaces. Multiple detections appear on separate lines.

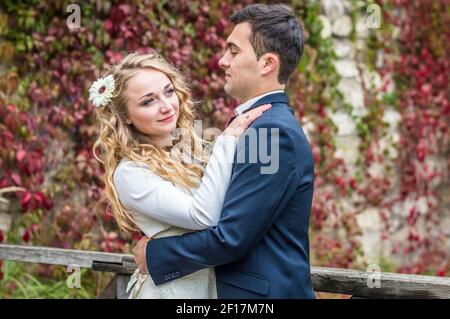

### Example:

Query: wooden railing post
xmin=116 ymin=275 xmax=131 ymax=299
xmin=97 ymin=275 xmax=119 ymax=299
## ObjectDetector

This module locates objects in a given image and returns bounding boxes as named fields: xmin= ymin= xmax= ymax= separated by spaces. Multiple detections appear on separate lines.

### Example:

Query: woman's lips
xmin=158 ymin=114 xmax=175 ymax=123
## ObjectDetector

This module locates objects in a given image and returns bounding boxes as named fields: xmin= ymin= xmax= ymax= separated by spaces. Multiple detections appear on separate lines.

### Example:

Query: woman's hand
xmin=223 ymin=103 xmax=272 ymax=137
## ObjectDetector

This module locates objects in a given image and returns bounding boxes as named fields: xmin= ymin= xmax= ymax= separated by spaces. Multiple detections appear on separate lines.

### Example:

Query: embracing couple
xmin=90 ymin=4 xmax=315 ymax=299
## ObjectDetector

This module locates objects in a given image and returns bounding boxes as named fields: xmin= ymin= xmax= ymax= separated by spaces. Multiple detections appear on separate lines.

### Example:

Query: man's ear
xmin=260 ymin=53 xmax=279 ymax=76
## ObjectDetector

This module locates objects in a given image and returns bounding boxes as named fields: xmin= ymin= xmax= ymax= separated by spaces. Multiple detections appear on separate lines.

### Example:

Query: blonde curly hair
xmin=92 ymin=51 xmax=209 ymax=234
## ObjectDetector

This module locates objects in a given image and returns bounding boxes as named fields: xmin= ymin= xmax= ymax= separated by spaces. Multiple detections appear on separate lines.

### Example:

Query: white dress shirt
xmin=234 ymin=90 xmax=285 ymax=115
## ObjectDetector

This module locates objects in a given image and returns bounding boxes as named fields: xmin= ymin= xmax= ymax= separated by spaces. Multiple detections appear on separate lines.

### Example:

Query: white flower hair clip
xmin=89 ymin=74 xmax=116 ymax=108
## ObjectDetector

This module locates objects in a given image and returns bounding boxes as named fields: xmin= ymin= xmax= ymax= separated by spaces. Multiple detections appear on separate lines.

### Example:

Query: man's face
xmin=218 ymin=22 xmax=261 ymax=102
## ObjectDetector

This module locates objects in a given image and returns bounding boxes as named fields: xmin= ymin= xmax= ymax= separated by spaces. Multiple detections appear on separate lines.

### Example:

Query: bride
xmin=90 ymin=51 xmax=271 ymax=298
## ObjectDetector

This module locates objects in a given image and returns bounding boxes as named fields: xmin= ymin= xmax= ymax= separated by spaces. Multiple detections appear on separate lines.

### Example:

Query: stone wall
xmin=310 ymin=0 xmax=450 ymax=266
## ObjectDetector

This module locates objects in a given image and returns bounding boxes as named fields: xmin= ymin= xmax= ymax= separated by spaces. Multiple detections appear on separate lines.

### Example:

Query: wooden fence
xmin=1 ymin=244 xmax=449 ymax=299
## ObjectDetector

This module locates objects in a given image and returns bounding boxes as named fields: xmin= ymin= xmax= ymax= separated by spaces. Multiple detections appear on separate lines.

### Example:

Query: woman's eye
xmin=165 ymin=88 xmax=175 ymax=96
xmin=142 ymin=98 xmax=155 ymax=106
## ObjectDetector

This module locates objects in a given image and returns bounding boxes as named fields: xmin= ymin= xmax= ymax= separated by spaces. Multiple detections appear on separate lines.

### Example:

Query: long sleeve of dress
xmin=113 ymin=135 xmax=238 ymax=231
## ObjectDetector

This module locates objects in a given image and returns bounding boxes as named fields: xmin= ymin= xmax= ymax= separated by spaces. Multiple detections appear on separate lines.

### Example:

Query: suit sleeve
xmin=145 ymin=123 xmax=300 ymax=285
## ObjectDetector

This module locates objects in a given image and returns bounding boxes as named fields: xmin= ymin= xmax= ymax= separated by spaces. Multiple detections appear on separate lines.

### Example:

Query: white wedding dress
xmin=113 ymin=135 xmax=238 ymax=299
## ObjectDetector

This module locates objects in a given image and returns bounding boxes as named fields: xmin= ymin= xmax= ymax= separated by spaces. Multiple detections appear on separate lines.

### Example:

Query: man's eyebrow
xmin=226 ymin=41 xmax=240 ymax=50
xmin=139 ymin=83 xmax=173 ymax=100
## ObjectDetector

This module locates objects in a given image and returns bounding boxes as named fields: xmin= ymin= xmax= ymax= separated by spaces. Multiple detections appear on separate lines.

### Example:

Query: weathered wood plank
xmin=0 ymin=244 xmax=130 ymax=268
xmin=2 ymin=244 xmax=450 ymax=298
xmin=76 ymin=260 xmax=450 ymax=298
xmin=90 ymin=259 xmax=450 ymax=299
xmin=92 ymin=257 xmax=136 ymax=274
xmin=311 ymin=267 xmax=450 ymax=299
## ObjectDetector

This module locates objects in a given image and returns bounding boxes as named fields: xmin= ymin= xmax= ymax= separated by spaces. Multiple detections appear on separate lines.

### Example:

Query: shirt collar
xmin=234 ymin=90 xmax=285 ymax=115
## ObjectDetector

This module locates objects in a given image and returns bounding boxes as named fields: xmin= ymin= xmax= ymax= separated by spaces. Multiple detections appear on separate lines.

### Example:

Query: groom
xmin=134 ymin=3 xmax=315 ymax=298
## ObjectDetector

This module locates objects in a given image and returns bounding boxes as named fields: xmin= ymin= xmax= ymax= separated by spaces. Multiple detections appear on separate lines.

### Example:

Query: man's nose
xmin=218 ymin=54 xmax=229 ymax=70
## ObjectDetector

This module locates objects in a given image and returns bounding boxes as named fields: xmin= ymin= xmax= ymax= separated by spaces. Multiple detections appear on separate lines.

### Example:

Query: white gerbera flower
xmin=89 ymin=74 xmax=115 ymax=107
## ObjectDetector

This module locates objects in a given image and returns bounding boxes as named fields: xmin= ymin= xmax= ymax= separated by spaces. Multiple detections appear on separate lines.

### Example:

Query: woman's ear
xmin=125 ymin=118 xmax=132 ymax=125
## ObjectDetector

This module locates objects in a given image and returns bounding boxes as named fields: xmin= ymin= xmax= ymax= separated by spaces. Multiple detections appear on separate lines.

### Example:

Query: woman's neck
xmin=151 ymin=134 xmax=173 ymax=148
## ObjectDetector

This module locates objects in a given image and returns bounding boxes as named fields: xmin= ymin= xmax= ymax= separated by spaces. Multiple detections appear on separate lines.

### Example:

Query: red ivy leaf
xmin=34 ymin=191 xmax=46 ymax=204
xmin=16 ymin=150 xmax=26 ymax=162
xmin=437 ymin=265 xmax=446 ymax=277
xmin=118 ymin=4 xmax=131 ymax=15
xmin=21 ymin=191 xmax=32 ymax=211
xmin=104 ymin=20 xmax=113 ymax=32
xmin=10 ymin=173 xmax=22 ymax=186
xmin=22 ymin=191 xmax=31 ymax=205
xmin=22 ymin=230 xmax=30 ymax=243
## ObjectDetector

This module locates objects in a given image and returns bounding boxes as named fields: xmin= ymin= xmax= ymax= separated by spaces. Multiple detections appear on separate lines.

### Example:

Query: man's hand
xmin=134 ymin=235 xmax=151 ymax=275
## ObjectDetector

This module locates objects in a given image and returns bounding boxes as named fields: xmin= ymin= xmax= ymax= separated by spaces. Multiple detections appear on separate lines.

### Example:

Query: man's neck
xmin=234 ymin=88 xmax=285 ymax=116
xmin=238 ymin=85 xmax=285 ymax=104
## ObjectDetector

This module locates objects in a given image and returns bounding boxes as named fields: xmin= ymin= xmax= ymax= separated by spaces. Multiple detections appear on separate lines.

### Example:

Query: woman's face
xmin=125 ymin=69 xmax=180 ymax=145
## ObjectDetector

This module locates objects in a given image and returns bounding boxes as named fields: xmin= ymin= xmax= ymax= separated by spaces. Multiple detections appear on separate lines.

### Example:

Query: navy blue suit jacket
xmin=146 ymin=92 xmax=315 ymax=298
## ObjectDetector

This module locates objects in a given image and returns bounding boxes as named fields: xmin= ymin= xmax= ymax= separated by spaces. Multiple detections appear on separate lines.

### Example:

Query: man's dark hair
xmin=230 ymin=3 xmax=304 ymax=84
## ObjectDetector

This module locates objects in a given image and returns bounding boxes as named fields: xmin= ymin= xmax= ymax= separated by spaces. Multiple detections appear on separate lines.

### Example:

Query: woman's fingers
xmin=223 ymin=103 xmax=272 ymax=137
xmin=248 ymin=103 xmax=272 ymax=117
xmin=243 ymin=103 xmax=272 ymax=122
xmin=253 ymin=103 xmax=272 ymax=113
